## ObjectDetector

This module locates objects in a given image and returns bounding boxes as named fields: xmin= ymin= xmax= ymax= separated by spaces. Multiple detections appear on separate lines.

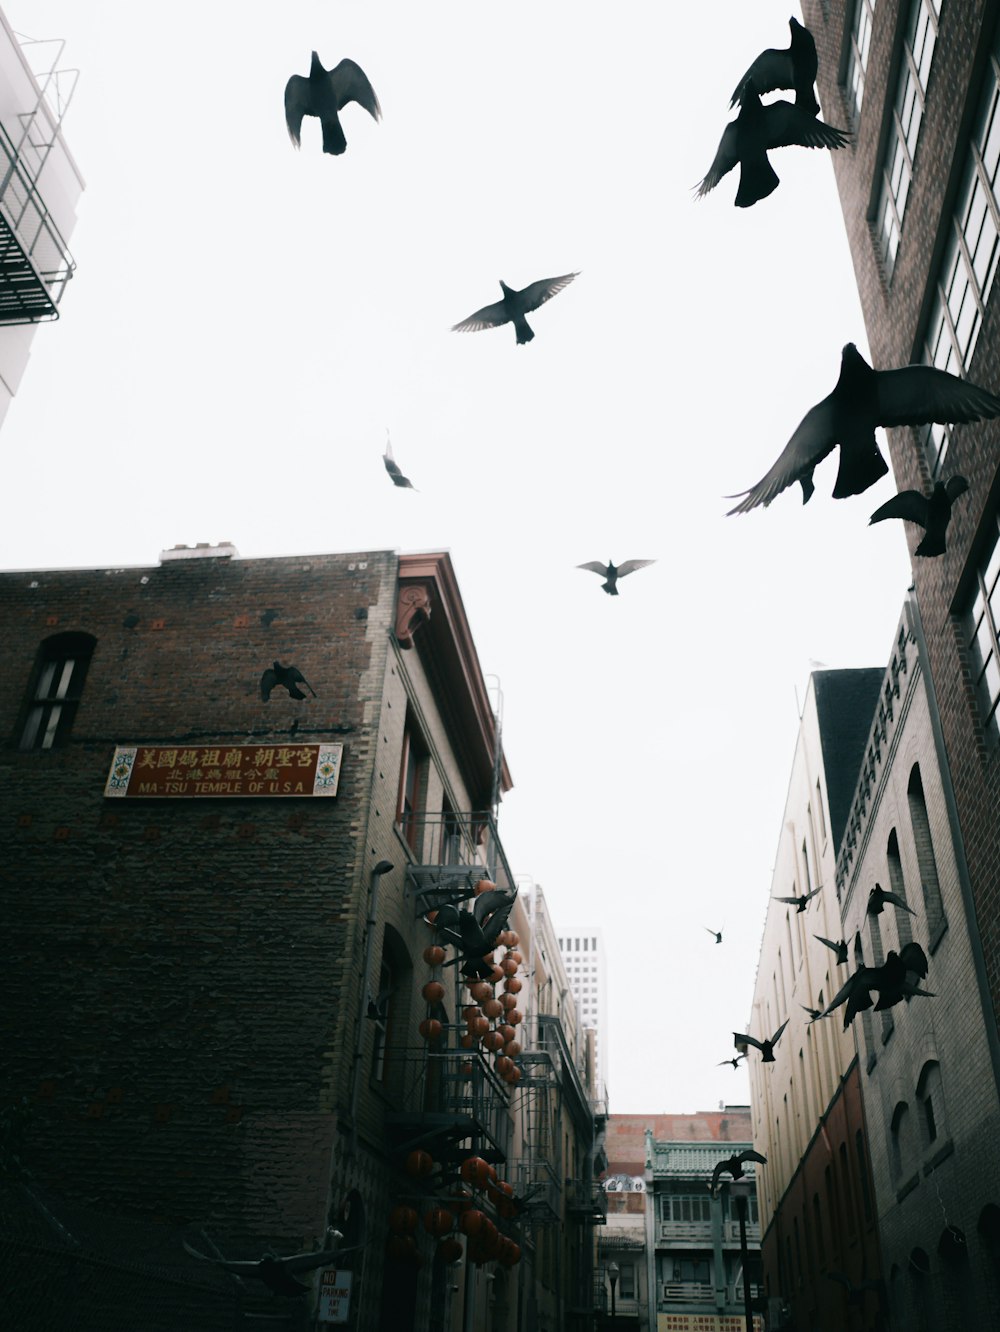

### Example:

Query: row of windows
xmin=845 ymin=0 xmax=878 ymax=125
xmin=776 ymin=1134 xmax=873 ymax=1296
xmin=559 ymin=936 xmax=597 ymax=952
xmin=890 ymin=1061 xmax=944 ymax=1181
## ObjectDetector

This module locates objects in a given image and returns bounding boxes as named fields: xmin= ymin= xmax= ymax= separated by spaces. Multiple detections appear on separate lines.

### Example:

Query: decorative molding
xmin=395 ymin=583 xmax=432 ymax=648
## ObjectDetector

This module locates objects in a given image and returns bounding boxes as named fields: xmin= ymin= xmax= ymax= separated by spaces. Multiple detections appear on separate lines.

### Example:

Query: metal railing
xmin=384 ymin=1043 xmax=513 ymax=1162
xmin=662 ymin=1281 xmax=714 ymax=1303
xmin=401 ymin=810 xmax=517 ymax=899
xmin=658 ymin=1220 xmax=713 ymax=1242
xmin=0 ymin=116 xmax=74 ymax=322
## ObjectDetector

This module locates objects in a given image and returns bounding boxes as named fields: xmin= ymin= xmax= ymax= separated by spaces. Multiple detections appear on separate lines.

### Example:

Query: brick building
xmin=0 ymin=544 xmax=601 ymax=1331
xmin=803 ymin=0 xmax=1000 ymax=1062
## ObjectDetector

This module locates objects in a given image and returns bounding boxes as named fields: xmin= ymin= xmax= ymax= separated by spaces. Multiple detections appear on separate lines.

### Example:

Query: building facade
xmin=834 ymin=594 xmax=1000 ymax=1330
xmin=557 ymin=927 xmax=608 ymax=1104
xmin=0 ymin=544 xmax=600 ymax=1332
xmin=747 ymin=669 xmax=886 ymax=1330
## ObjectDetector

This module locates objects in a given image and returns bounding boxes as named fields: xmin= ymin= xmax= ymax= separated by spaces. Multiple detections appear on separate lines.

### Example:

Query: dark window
xmin=618 ymin=1262 xmax=635 ymax=1299
xmin=19 ymin=632 xmax=96 ymax=750
xmin=887 ymin=830 xmax=914 ymax=947
xmin=856 ymin=1131 xmax=873 ymax=1222
xmin=963 ymin=513 xmax=1000 ymax=747
xmin=907 ymin=765 xmax=946 ymax=935
xmin=397 ymin=716 xmax=428 ymax=852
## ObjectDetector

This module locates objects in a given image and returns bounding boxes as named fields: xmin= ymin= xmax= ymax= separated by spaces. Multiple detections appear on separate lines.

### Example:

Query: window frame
xmin=18 ymin=632 xmax=96 ymax=751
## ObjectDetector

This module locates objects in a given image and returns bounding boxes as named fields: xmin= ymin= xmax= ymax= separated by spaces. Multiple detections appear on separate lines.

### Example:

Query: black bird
xmin=451 ymin=273 xmax=578 ymax=345
xmin=731 ymin=18 xmax=819 ymax=116
xmin=773 ymin=887 xmax=821 ymax=914
xmin=733 ymin=1020 xmax=789 ymax=1063
xmin=869 ymin=474 xmax=969 ymax=556
xmin=815 ymin=934 xmax=849 ymax=966
xmin=821 ymin=943 xmax=931 ymax=1029
xmin=867 ymin=885 xmax=915 ymax=916
xmin=728 ymin=344 xmax=1000 ymax=514
xmin=697 ymin=81 xmax=848 ymax=208
xmin=383 ymin=432 xmax=416 ymax=490
xmin=718 ymin=1054 xmax=747 ymax=1069
xmin=826 ymin=1270 xmax=883 ymax=1308
xmin=433 ymin=888 xmax=518 ymax=977
xmin=705 ymin=927 xmax=723 ymax=944
xmin=710 ymin=1149 xmax=767 ymax=1195
xmin=261 ymin=662 xmax=317 ymax=702
xmin=183 ymin=1235 xmax=354 ymax=1296
xmin=284 ymin=53 xmax=381 ymax=156
xmin=801 ymin=1004 xmax=825 ymax=1023
xmin=577 ymin=559 xmax=656 ymax=595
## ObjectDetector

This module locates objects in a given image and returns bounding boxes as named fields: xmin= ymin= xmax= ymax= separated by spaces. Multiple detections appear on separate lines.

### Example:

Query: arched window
xmin=887 ymin=830 xmax=914 ymax=947
xmin=855 ymin=1130 xmax=873 ymax=1223
xmin=371 ymin=925 xmax=413 ymax=1099
xmin=868 ymin=903 xmax=895 ymax=1041
xmin=18 ymin=632 xmax=96 ymax=750
xmin=917 ymin=1061 xmax=945 ymax=1149
xmin=907 ymin=765 xmax=946 ymax=938
xmin=890 ymin=1102 xmax=911 ymax=1181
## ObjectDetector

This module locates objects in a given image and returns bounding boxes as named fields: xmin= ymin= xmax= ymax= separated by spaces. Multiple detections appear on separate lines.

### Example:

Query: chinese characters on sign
xmin=657 ymin=1316 xmax=763 ymax=1331
xmin=104 ymin=744 xmax=343 ymax=798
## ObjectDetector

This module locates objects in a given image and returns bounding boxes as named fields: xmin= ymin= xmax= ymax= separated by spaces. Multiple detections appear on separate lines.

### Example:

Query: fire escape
xmin=0 ymin=34 xmax=78 ymax=323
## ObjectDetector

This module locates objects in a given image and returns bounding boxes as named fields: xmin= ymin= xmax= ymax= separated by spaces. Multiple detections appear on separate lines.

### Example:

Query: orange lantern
xmin=459 ymin=1059 xmax=474 ymax=1076
xmin=460 ymin=1031 xmax=479 ymax=1049
xmin=468 ymin=981 xmax=492 ymax=1003
xmin=462 ymin=1004 xmax=482 ymax=1022
xmin=468 ymin=1014 xmax=490 ymax=1038
xmin=495 ymin=1055 xmax=513 ymax=1078
xmin=488 ymin=965 xmax=504 ymax=984
xmin=460 ymin=1156 xmax=494 ymax=1189
xmin=421 ymin=980 xmax=445 ymax=1004
xmin=501 ymin=993 xmax=518 ymax=1011
xmin=483 ymin=998 xmax=503 ymax=1019
xmin=405 ymin=1149 xmax=433 ymax=1179
xmin=509 ymin=951 xmax=523 ymax=966
xmin=388 ymin=1204 xmax=418 ymax=1234
xmin=509 ymin=1009 xmax=523 ymax=1025
xmin=504 ymin=1040 xmax=521 ymax=1058
xmin=505 ymin=1065 xmax=522 ymax=1085
xmin=483 ymin=1030 xmax=504 ymax=1053
xmin=418 ymin=1017 xmax=443 ymax=1042
xmin=423 ymin=1205 xmax=455 ymax=1237
xmin=507 ymin=932 xmax=519 ymax=947
xmin=422 ymin=944 xmax=446 ymax=966
xmin=437 ymin=1236 xmax=463 ymax=1264
xmin=497 ymin=930 xmax=515 ymax=948
xmin=474 ymin=879 xmax=497 ymax=895
xmin=386 ymin=1233 xmax=419 ymax=1262
xmin=488 ymin=1178 xmax=513 ymax=1207
xmin=503 ymin=976 xmax=522 ymax=994
xmin=501 ymin=957 xmax=518 ymax=977
xmin=459 ymin=1207 xmax=487 ymax=1237
xmin=500 ymin=1240 xmax=522 ymax=1266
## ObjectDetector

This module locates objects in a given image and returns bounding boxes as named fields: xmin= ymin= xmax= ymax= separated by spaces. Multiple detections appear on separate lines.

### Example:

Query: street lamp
xmin=729 ymin=1179 xmax=754 ymax=1332
xmin=607 ymin=1260 xmax=619 ymax=1322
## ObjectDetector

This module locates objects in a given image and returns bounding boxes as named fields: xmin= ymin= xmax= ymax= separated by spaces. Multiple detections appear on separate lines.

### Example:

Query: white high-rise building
xmin=557 ymin=928 xmax=607 ymax=1104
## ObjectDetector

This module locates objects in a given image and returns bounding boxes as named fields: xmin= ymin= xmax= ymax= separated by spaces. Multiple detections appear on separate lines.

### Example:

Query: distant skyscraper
xmin=557 ymin=928 xmax=607 ymax=1101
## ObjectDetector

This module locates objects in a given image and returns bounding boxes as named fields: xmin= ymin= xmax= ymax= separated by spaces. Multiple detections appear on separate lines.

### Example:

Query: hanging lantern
xmin=494 ymin=1055 xmax=513 ymax=1078
xmin=509 ymin=1009 xmax=523 ymax=1025
xmin=478 ymin=1218 xmax=499 ymax=1252
xmin=483 ymin=1030 xmax=504 ymax=1053
xmin=437 ymin=1236 xmax=463 ymax=1265
xmin=497 ymin=930 xmax=515 ymax=948
xmin=498 ymin=1024 xmax=516 ymax=1044
xmin=386 ymin=1233 xmax=420 ymax=1263
xmin=418 ymin=1017 xmax=443 ymax=1042
xmin=468 ymin=1014 xmax=490 ymax=1038
xmin=468 ymin=981 xmax=492 ymax=1003
xmin=505 ymin=1065 xmax=522 ymax=1085
xmin=460 ymin=1031 xmax=479 ymax=1050
xmin=500 ymin=993 xmax=518 ymax=1012
xmin=504 ymin=1039 xmax=521 ymax=1058
xmin=405 ymin=1149 xmax=434 ymax=1179
xmin=459 ymin=1207 xmax=487 ymax=1237
xmin=460 ymin=1156 xmax=494 ymax=1189
xmin=509 ymin=951 xmax=523 ymax=966
xmin=499 ymin=1240 xmax=522 ymax=1266
xmin=422 ymin=944 xmax=446 ymax=966
xmin=388 ymin=1204 xmax=418 ymax=1234
xmin=462 ymin=1004 xmax=482 ymax=1023
xmin=474 ymin=879 xmax=497 ymax=895
xmin=503 ymin=977 xmax=522 ymax=994
xmin=501 ymin=957 xmax=519 ymax=977
xmin=423 ymin=1206 xmax=455 ymax=1237
xmin=507 ymin=932 xmax=519 ymax=947
xmin=488 ymin=1179 xmax=514 ymax=1207
xmin=482 ymin=998 xmax=503 ymax=1019
xmin=421 ymin=980 xmax=445 ymax=1004
xmin=459 ymin=1059 xmax=475 ymax=1076
xmin=489 ymin=965 xmax=505 ymax=984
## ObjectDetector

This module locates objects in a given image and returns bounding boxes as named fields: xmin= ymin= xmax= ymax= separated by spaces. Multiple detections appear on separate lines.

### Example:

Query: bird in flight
xmin=183 ymin=1235 xmax=356 ymax=1296
xmin=772 ymin=887 xmax=821 ymax=914
xmin=284 ymin=53 xmax=381 ymax=155
xmin=732 ymin=1019 xmax=789 ymax=1063
xmin=705 ymin=927 xmax=723 ymax=944
xmin=261 ymin=662 xmax=317 ymax=702
xmin=697 ymin=81 xmax=848 ymax=208
xmin=800 ymin=1004 xmax=825 ymax=1023
xmin=869 ymin=475 xmax=969 ymax=556
xmin=867 ymin=885 xmax=915 ymax=916
xmin=731 ymin=18 xmax=819 ymax=116
xmin=434 ymin=887 xmax=518 ymax=977
xmin=718 ymin=1054 xmax=746 ymax=1069
xmin=820 ymin=942 xmax=932 ymax=1028
xmin=727 ymin=344 xmax=1000 ymax=514
xmin=383 ymin=432 xmax=416 ymax=489
xmin=814 ymin=935 xmax=849 ymax=966
xmin=710 ymin=1149 xmax=768 ymax=1195
xmin=577 ymin=559 xmax=656 ymax=595
xmin=451 ymin=273 xmax=578 ymax=345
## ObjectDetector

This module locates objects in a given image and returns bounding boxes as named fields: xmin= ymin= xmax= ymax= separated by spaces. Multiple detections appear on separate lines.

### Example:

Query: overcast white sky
xmin=2 ymin=1 xmax=914 ymax=1113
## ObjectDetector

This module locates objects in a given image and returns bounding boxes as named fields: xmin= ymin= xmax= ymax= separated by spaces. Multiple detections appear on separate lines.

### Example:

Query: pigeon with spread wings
xmin=710 ymin=1149 xmax=768 ymax=1195
xmin=705 ymin=927 xmax=723 ymax=944
xmin=732 ymin=1020 xmax=789 ymax=1063
xmin=697 ymin=82 xmax=848 ymax=208
xmin=867 ymin=885 xmax=916 ymax=916
xmin=718 ymin=1054 xmax=746 ymax=1069
xmin=820 ymin=942 xmax=931 ymax=1029
xmin=773 ymin=887 xmax=821 ymax=914
xmin=728 ymin=344 xmax=1000 ymax=514
xmin=433 ymin=888 xmax=518 ymax=978
xmin=383 ymin=433 xmax=416 ymax=490
xmin=731 ymin=18 xmax=819 ymax=115
xmin=284 ymin=53 xmax=381 ymax=156
xmin=814 ymin=935 xmax=849 ymax=966
xmin=452 ymin=273 xmax=578 ymax=345
xmin=183 ymin=1235 xmax=359 ymax=1296
xmin=577 ymin=559 xmax=656 ymax=596
xmin=261 ymin=662 xmax=317 ymax=702
xmin=869 ymin=475 xmax=968 ymax=555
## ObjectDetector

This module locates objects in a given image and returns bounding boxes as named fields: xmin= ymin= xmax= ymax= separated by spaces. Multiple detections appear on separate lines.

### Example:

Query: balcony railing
xmin=723 ymin=1217 xmax=761 ymax=1243
xmin=383 ymin=1043 xmax=512 ymax=1165
xmin=662 ymin=1282 xmax=714 ymax=1303
xmin=0 ymin=118 xmax=74 ymax=323
xmin=659 ymin=1220 xmax=712 ymax=1243
xmin=403 ymin=810 xmax=517 ymax=911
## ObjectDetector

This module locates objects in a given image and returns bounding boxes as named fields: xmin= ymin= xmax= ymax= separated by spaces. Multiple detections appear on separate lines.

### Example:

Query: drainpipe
xmin=348 ymin=860 xmax=394 ymax=1157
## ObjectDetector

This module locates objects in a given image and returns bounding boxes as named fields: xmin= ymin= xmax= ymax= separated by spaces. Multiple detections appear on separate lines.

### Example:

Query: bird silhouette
xmin=433 ymin=888 xmax=518 ymax=976
xmin=800 ymin=1004 xmax=825 ymax=1023
xmin=183 ymin=1235 xmax=356 ymax=1296
xmin=867 ymin=885 xmax=915 ymax=916
xmin=718 ymin=1054 xmax=747 ymax=1069
xmin=869 ymin=475 xmax=969 ymax=555
xmin=697 ymin=81 xmax=848 ymax=208
xmin=705 ymin=927 xmax=723 ymax=944
xmin=284 ymin=53 xmax=381 ymax=156
xmin=260 ymin=662 xmax=317 ymax=702
xmin=820 ymin=943 xmax=931 ymax=1028
xmin=727 ymin=344 xmax=1000 ymax=514
xmin=733 ymin=1020 xmax=789 ymax=1062
xmin=814 ymin=934 xmax=849 ymax=966
xmin=731 ymin=18 xmax=819 ymax=116
xmin=772 ymin=887 xmax=821 ymax=913
xmin=710 ymin=1149 xmax=767 ymax=1195
xmin=451 ymin=273 xmax=578 ymax=345
xmin=577 ymin=559 xmax=656 ymax=595
xmin=383 ymin=432 xmax=416 ymax=489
